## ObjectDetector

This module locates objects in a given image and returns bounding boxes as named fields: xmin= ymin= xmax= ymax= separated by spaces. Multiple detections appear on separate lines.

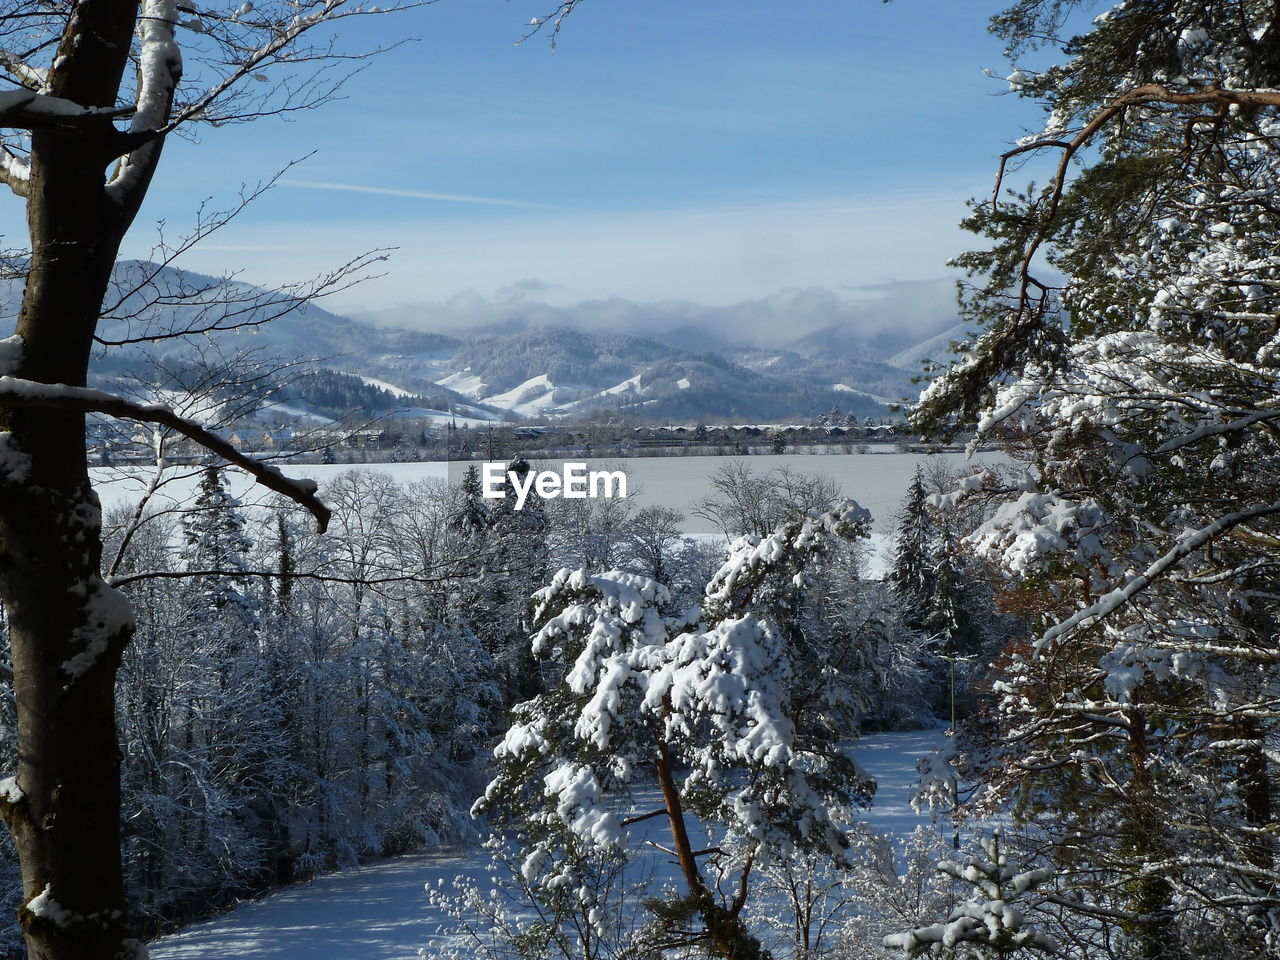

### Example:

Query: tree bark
xmin=0 ymin=0 xmax=155 ymax=953
xmin=653 ymin=731 xmax=766 ymax=960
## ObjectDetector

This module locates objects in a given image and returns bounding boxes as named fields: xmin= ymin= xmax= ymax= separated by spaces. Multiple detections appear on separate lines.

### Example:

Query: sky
xmin=4 ymin=0 xmax=1048 ymax=315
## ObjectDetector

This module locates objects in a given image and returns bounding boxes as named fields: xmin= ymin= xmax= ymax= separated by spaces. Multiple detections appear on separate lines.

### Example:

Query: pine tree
xmin=476 ymin=502 xmax=876 ymax=960
xmin=889 ymin=468 xmax=936 ymax=634
xmin=885 ymin=829 xmax=1057 ymax=959
xmin=453 ymin=465 xmax=491 ymax=535
xmin=181 ymin=465 xmax=256 ymax=623
xmin=275 ymin=514 xmax=296 ymax=607
xmin=912 ymin=2 xmax=1280 ymax=953
xmin=479 ymin=458 xmax=550 ymax=703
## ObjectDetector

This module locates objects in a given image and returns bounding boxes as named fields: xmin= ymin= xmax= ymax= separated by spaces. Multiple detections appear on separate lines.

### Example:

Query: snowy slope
xmin=479 ymin=374 xmax=559 ymax=416
xmin=435 ymin=370 xmax=488 ymax=398
xmin=358 ymin=376 xmax=417 ymax=399
xmin=149 ymin=729 xmax=949 ymax=959
xmin=833 ymin=383 xmax=896 ymax=404
xmin=885 ymin=322 xmax=968 ymax=370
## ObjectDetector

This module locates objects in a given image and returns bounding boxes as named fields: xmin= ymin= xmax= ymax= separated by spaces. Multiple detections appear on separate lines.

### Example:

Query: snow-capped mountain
xmin=0 ymin=263 xmax=958 ymax=422
xmin=427 ymin=327 xmax=910 ymax=421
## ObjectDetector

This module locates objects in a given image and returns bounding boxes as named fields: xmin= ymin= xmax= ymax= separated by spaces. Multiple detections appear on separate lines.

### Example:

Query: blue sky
xmin=34 ymin=0 xmax=1046 ymax=310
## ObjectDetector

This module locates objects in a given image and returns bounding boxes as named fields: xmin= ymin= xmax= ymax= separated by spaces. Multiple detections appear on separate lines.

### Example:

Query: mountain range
xmin=0 ymin=263 xmax=968 ymax=425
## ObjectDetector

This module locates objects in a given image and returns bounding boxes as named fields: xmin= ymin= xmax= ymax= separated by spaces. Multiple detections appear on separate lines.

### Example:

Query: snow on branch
xmin=518 ymin=0 xmax=588 ymax=48
xmin=993 ymin=82 xmax=1280 ymax=325
xmin=0 ymin=48 xmax=47 ymax=91
xmin=0 ymin=376 xmax=330 ymax=531
xmin=0 ymin=89 xmax=131 ymax=127
xmin=0 ymin=145 xmax=30 ymax=197
xmin=919 ymin=82 xmax=1280 ymax=431
xmin=1036 ymin=498 xmax=1280 ymax=651
xmin=884 ymin=830 xmax=1058 ymax=958
xmin=107 ymin=0 xmax=183 ymax=206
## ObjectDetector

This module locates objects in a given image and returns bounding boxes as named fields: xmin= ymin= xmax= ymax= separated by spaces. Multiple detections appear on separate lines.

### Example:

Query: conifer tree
xmin=476 ymin=502 xmax=876 ymax=960
xmin=181 ymin=466 xmax=256 ymax=622
xmin=913 ymin=2 xmax=1280 ymax=953
xmin=889 ymin=468 xmax=936 ymax=634
xmin=885 ymin=830 xmax=1057 ymax=959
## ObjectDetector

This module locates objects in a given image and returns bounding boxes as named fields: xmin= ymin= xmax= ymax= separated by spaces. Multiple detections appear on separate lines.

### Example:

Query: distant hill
xmin=886 ymin=321 xmax=969 ymax=371
xmin=0 ymin=264 xmax=966 ymax=423
xmin=431 ymin=327 xmax=889 ymax=421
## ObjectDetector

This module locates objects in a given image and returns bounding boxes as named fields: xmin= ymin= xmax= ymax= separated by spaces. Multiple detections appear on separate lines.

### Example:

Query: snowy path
xmin=852 ymin=727 xmax=950 ymax=839
xmin=150 ymin=728 xmax=949 ymax=959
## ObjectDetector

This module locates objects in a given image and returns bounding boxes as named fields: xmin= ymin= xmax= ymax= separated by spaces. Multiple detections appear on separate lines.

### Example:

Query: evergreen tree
xmin=913 ymin=2 xmax=1280 ymax=953
xmin=888 ymin=468 xmax=936 ymax=634
xmin=452 ymin=465 xmax=491 ymax=536
xmin=479 ymin=458 xmax=550 ymax=703
xmin=476 ymin=502 xmax=876 ymax=960
xmin=275 ymin=514 xmax=296 ymax=607
xmin=885 ymin=830 xmax=1057 ymax=959
xmin=181 ymin=465 xmax=257 ymax=624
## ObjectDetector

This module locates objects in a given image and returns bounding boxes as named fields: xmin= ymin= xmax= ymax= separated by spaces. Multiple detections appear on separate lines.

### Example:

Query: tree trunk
xmin=0 ymin=9 xmax=153 ymax=944
xmin=1123 ymin=707 xmax=1179 ymax=960
xmin=0 ymin=220 xmax=137 ymax=956
xmin=653 ymin=732 xmax=766 ymax=960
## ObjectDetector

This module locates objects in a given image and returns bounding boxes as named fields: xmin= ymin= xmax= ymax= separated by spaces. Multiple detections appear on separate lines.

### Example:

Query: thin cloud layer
xmin=351 ymin=277 xmax=961 ymax=353
xmin=280 ymin=180 xmax=542 ymax=208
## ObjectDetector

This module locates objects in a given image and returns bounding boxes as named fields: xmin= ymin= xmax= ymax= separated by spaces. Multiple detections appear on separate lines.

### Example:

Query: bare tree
xmin=693 ymin=461 xmax=841 ymax=540
xmin=618 ymin=505 xmax=684 ymax=585
xmin=0 ymin=0 xmax=415 ymax=955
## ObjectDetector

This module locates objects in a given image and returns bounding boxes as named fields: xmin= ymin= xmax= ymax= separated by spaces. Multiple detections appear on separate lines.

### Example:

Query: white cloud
xmin=144 ymin=183 xmax=983 ymax=310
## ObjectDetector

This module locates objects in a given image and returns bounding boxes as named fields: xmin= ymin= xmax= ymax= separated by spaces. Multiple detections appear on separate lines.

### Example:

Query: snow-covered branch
xmin=0 ymin=145 xmax=29 ymax=197
xmin=0 ymin=89 xmax=132 ymax=128
xmin=0 ymin=48 xmax=47 ymax=91
xmin=107 ymin=0 xmax=183 ymax=207
xmin=1035 ymin=499 xmax=1280 ymax=651
xmin=0 ymin=376 xmax=329 ymax=531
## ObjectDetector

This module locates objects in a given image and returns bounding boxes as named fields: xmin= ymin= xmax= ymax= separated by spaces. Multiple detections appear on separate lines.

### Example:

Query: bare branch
xmin=109 ymin=564 xmax=471 ymax=589
xmin=0 ymin=88 xmax=134 ymax=128
xmin=619 ymin=808 xmax=669 ymax=828
xmin=0 ymin=376 xmax=330 ymax=531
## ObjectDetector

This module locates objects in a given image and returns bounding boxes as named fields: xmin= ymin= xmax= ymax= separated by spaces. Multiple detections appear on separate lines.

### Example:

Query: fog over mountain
xmin=350 ymin=277 xmax=962 ymax=358
xmin=0 ymin=264 xmax=963 ymax=423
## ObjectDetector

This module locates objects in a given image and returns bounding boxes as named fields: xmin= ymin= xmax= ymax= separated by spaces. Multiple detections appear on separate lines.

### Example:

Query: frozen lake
xmin=93 ymin=451 xmax=1002 ymax=574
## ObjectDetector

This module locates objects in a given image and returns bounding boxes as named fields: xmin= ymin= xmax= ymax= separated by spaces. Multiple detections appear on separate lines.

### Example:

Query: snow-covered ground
xmin=150 ymin=728 xmax=949 ymax=960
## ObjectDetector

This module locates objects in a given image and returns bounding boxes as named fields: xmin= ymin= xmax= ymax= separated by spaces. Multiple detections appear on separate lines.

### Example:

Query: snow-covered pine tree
xmin=181 ymin=465 xmax=257 ymax=624
xmin=889 ymin=468 xmax=937 ymax=635
xmin=475 ymin=501 xmax=875 ymax=960
xmin=453 ymin=465 xmax=491 ymax=536
xmin=884 ymin=829 xmax=1057 ymax=959
xmin=912 ymin=2 xmax=1280 ymax=954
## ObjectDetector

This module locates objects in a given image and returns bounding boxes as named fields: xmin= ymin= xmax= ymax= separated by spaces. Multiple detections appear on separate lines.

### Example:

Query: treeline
xmin=0 ymin=459 xmax=974 ymax=954
xmin=277 ymin=369 xmax=468 ymax=421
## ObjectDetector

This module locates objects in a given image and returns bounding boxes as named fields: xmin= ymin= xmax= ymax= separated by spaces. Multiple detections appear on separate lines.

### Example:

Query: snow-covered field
xmin=150 ymin=729 xmax=949 ymax=960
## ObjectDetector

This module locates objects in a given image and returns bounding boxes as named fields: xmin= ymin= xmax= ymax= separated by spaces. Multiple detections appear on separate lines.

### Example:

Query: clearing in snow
xmin=150 ymin=728 xmax=949 ymax=959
